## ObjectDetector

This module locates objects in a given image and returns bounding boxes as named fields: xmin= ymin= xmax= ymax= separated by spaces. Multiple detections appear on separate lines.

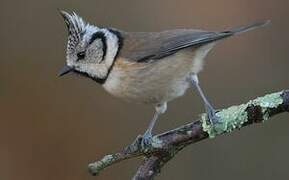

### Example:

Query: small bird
xmin=58 ymin=11 xmax=269 ymax=145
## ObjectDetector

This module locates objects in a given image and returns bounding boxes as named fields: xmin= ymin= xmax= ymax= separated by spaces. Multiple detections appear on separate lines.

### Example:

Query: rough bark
xmin=88 ymin=90 xmax=289 ymax=180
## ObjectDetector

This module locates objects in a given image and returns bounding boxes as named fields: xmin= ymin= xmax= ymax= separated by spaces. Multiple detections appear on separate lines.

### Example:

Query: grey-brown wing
xmin=119 ymin=29 xmax=230 ymax=62
xmin=118 ymin=21 xmax=269 ymax=62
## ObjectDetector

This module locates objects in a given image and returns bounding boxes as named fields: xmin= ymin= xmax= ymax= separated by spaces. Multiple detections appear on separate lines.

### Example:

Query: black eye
xmin=77 ymin=51 xmax=85 ymax=61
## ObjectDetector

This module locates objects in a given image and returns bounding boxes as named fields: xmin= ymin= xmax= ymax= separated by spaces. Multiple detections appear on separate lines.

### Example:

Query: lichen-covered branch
xmin=88 ymin=90 xmax=289 ymax=180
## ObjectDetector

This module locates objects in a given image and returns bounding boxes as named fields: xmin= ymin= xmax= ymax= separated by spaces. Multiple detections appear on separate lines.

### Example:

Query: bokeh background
xmin=1 ymin=0 xmax=288 ymax=179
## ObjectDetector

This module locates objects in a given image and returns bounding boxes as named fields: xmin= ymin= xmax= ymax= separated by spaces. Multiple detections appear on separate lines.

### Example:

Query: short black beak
xmin=58 ymin=65 xmax=73 ymax=77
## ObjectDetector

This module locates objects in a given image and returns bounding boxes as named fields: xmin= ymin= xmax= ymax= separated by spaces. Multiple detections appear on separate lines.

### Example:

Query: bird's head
xmin=59 ymin=11 xmax=121 ymax=83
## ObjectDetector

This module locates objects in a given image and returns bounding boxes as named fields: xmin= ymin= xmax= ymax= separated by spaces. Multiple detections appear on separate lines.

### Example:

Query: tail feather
xmin=224 ymin=20 xmax=271 ymax=35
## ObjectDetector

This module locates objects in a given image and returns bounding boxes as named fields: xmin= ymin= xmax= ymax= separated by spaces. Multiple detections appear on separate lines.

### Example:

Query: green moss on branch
xmin=202 ymin=91 xmax=284 ymax=138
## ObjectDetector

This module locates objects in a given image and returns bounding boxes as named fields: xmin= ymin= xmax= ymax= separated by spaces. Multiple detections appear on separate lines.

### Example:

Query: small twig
xmin=88 ymin=90 xmax=289 ymax=180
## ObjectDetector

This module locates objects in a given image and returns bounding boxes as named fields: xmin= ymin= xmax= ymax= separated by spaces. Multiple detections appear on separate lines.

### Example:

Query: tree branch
xmin=88 ymin=90 xmax=289 ymax=180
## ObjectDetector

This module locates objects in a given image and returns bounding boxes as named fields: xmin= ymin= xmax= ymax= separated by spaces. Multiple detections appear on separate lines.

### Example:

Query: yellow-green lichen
xmin=202 ymin=91 xmax=283 ymax=138
xmin=250 ymin=91 xmax=284 ymax=120
xmin=88 ymin=154 xmax=115 ymax=175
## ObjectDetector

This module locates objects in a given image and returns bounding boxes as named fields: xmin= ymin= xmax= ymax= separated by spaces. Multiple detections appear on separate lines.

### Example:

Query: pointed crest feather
xmin=59 ymin=10 xmax=90 ymax=51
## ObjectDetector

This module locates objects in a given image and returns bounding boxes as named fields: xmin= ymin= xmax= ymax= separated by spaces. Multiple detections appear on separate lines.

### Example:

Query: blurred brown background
xmin=0 ymin=0 xmax=288 ymax=179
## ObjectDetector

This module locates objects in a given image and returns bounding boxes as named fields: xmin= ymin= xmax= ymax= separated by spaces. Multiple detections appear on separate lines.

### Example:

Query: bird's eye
xmin=77 ymin=51 xmax=86 ymax=61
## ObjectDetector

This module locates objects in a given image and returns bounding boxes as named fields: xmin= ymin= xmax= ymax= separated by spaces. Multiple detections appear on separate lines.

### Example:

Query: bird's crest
xmin=60 ymin=11 xmax=95 ymax=52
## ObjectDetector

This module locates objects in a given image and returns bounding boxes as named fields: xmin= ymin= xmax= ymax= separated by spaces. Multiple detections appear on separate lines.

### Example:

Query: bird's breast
xmin=103 ymin=47 xmax=209 ymax=104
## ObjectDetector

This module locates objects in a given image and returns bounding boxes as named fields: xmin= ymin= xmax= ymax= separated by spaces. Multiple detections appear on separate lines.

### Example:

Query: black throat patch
xmin=72 ymin=70 xmax=106 ymax=84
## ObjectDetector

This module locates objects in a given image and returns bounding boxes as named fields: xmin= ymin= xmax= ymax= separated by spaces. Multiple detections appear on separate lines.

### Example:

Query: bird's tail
xmin=199 ymin=20 xmax=271 ymax=46
xmin=224 ymin=20 xmax=271 ymax=35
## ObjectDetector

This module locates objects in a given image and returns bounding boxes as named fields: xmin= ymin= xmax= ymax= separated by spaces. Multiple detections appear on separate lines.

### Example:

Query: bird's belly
xmin=128 ymin=78 xmax=190 ymax=104
xmin=103 ymin=50 xmax=199 ymax=104
xmin=105 ymin=71 xmax=190 ymax=104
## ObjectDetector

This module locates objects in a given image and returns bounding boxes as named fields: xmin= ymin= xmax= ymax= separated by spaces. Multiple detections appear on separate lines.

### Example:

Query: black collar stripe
xmin=102 ymin=28 xmax=124 ymax=84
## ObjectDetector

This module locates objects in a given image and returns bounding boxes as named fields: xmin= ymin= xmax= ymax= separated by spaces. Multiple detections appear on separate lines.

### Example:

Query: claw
xmin=126 ymin=131 xmax=154 ymax=152
xmin=140 ymin=131 xmax=153 ymax=148
xmin=206 ymin=106 xmax=220 ymax=124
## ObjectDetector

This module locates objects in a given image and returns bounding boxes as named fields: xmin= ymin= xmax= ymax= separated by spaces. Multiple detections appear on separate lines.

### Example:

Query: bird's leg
xmin=190 ymin=74 xmax=219 ymax=124
xmin=140 ymin=103 xmax=167 ymax=147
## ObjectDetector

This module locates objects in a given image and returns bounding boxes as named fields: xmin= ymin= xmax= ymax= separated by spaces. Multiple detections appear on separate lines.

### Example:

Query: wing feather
xmin=119 ymin=29 xmax=229 ymax=62
xmin=118 ymin=21 xmax=269 ymax=62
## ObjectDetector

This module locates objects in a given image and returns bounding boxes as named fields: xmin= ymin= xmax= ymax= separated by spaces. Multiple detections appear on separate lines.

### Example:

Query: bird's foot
xmin=126 ymin=131 xmax=154 ymax=152
xmin=139 ymin=130 xmax=153 ymax=149
xmin=206 ymin=106 xmax=220 ymax=125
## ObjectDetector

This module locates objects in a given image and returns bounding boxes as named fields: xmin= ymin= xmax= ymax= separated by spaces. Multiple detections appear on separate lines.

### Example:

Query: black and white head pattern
xmin=60 ymin=11 xmax=122 ymax=83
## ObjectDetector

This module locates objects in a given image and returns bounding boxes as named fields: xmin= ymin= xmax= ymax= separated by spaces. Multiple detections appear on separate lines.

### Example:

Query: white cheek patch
xmin=76 ymin=63 xmax=108 ymax=79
